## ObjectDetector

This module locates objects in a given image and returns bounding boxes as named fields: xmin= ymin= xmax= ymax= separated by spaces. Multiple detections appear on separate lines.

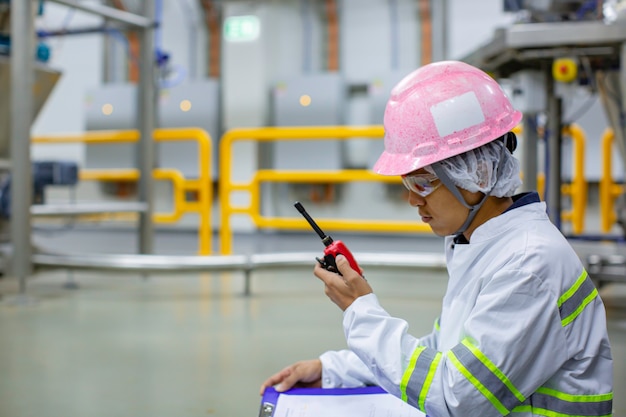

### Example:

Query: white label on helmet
xmin=430 ymin=91 xmax=485 ymax=138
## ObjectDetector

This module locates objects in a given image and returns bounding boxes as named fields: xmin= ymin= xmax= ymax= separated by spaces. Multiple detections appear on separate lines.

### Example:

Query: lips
xmin=419 ymin=212 xmax=432 ymax=223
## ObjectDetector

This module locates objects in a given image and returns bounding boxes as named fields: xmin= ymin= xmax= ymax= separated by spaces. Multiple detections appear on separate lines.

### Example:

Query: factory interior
xmin=1 ymin=0 xmax=626 ymax=416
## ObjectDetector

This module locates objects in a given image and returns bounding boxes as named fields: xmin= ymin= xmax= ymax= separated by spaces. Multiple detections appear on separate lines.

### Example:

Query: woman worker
xmin=260 ymin=61 xmax=613 ymax=417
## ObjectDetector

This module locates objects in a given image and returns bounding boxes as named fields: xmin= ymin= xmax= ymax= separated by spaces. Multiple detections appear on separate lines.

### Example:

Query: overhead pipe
xmin=200 ymin=0 xmax=221 ymax=79
xmin=37 ymin=26 xmax=128 ymax=37
xmin=325 ymin=0 xmax=339 ymax=71
xmin=111 ymin=0 xmax=140 ymax=83
xmin=48 ymin=0 xmax=152 ymax=28
xmin=417 ymin=0 xmax=432 ymax=64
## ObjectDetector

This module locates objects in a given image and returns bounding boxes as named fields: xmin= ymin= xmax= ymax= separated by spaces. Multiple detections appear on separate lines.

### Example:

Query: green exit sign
xmin=224 ymin=15 xmax=260 ymax=42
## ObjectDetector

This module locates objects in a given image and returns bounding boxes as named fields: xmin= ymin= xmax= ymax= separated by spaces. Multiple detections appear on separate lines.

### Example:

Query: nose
xmin=408 ymin=190 xmax=425 ymax=207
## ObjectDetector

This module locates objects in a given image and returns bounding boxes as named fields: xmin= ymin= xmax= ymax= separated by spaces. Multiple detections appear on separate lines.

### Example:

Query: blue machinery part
xmin=0 ymin=161 xmax=78 ymax=218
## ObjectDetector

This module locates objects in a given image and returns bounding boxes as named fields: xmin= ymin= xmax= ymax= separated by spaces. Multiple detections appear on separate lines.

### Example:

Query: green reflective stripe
xmin=449 ymin=340 xmax=523 ymax=414
xmin=434 ymin=317 xmax=440 ymax=332
xmin=448 ymin=350 xmax=509 ymax=415
xmin=400 ymin=346 xmax=441 ymax=413
xmin=401 ymin=346 xmax=425 ymax=402
xmin=558 ymin=269 xmax=588 ymax=307
xmin=419 ymin=351 xmax=442 ymax=411
xmin=536 ymin=386 xmax=613 ymax=402
xmin=558 ymin=269 xmax=598 ymax=327
xmin=511 ymin=387 xmax=613 ymax=417
xmin=461 ymin=339 xmax=525 ymax=403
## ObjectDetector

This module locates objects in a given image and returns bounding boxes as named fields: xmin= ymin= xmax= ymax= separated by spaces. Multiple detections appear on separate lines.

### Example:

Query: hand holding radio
xmin=294 ymin=201 xmax=371 ymax=310
xmin=294 ymin=202 xmax=361 ymax=275
xmin=314 ymin=253 xmax=372 ymax=311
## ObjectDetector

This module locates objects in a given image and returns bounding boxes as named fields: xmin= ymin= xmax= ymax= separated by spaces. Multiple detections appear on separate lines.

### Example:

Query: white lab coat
xmin=319 ymin=197 xmax=613 ymax=417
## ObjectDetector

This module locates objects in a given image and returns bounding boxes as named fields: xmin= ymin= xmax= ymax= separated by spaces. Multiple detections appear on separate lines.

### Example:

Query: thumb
xmin=335 ymin=254 xmax=355 ymax=276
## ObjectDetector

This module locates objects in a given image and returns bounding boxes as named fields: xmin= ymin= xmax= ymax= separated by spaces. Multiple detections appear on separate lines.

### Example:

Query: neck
xmin=462 ymin=196 xmax=513 ymax=241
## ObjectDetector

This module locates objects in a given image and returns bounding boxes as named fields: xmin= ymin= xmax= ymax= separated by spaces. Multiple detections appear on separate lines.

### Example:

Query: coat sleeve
xmin=343 ymin=272 xmax=569 ymax=417
xmin=319 ymin=302 xmax=440 ymax=389
xmin=318 ymin=349 xmax=377 ymax=388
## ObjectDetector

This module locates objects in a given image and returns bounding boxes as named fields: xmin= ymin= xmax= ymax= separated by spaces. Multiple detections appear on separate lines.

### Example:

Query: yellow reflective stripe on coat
xmin=400 ymin=346 xmax=442 ymax=413
xmin=449 ymin=338 xmax=524 ymax=415
xmin=511 ymin=386 xmax=613 ymax=416
xmin=558 ymin=269 xmax=598 ymax=327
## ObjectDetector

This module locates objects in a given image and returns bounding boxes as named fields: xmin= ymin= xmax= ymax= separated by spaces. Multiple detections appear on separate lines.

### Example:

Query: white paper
xmin=272 ymin=392 xmax=426 ymax=417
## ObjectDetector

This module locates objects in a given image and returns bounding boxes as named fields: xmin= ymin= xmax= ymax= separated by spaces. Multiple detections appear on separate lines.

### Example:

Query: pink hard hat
xmin=373 ymin=61 xmax=522 ymax=176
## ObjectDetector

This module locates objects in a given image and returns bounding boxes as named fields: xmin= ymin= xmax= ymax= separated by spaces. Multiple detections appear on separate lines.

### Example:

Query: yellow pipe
xmin=32 ymin=127 xmax=213 ymax=255
xmin=32 ymin=130 xmax=139 ymax=144
xmin=220 ymin=125 xmax=386 ymax=141
xmin=79 ymin=169 xmax=139 ymax=181
xmin=156 ymin=128 xmax=213 ymax=255
xmin=219 ymin=126 xmax=407 ymax=255
xmin=561 ymin=125 xmax=587 ymax=234
xmin=247 ymin=170 xmax=429 ymax=232
xmin=599 ymin=129 xmax=625 ymax=232
xmin=511 ymin=124 xmax=587 ymax=232
xmin=152 ymin=169 xmax=187 ymax=223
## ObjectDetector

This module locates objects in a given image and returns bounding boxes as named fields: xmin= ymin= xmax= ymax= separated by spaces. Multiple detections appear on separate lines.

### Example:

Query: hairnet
xmin=425 ymin=140 xmax=522 ymax=198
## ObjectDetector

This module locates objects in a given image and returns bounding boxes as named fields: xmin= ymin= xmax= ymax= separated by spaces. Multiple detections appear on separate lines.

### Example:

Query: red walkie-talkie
xmin=294 ymin=201 xmax=361 ymax=275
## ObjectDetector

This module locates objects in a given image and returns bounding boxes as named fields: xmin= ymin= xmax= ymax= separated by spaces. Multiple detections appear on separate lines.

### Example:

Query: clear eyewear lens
xmin=401 ymin=174 xmax=442 ymax=197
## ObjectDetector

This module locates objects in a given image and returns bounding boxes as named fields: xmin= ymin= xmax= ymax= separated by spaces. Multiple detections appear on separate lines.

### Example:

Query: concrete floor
xmin=0 ymin=228 xmax=624 ymax=417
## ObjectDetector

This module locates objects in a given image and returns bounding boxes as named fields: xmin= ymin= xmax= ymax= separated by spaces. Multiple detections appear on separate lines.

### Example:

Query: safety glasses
xmin=401 ymin=172 xmax=442 ymax=197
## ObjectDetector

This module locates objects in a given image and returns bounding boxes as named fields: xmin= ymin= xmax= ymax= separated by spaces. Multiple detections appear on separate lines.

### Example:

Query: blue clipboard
xmin=258 ymin=386 xmax=390 ymax=417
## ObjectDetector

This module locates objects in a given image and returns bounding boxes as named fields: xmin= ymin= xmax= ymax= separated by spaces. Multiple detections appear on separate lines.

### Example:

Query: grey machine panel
xmin=461 ymin=21 xmax=626 ymax=77
xmin=85 ymin=79 xmax=220 ymax=178
xmin=271 ymin=73 xmax=346 ymax=170
xmin=367 ymin=71 xmax=410 ymax=167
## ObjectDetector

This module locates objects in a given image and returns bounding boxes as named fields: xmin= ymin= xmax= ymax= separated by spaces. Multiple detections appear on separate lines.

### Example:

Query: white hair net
xmin=425 ymin=140 xmax=522 ymax=197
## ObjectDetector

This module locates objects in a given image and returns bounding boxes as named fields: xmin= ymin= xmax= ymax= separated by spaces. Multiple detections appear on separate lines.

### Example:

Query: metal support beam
xmin=620 ymin=41 xmax=626 ymax=169
xmin=521 ymin=113 xmax=538 ymax=192
xmin=32 ymin=251 xmax=448 ymax=297
xmin=137 ymin=0 xmax=156 ymax=255
xmin=546 ymin=74 xmax=563 ymax=229
xmin=47 ymin=0 xmax=152 ymax=28
xmin=10 ymin=0 xmax=35 ymax=292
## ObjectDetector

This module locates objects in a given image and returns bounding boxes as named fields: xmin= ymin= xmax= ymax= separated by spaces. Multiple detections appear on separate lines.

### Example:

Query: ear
xmin=504 ymin=132 xmax=517 ymax=153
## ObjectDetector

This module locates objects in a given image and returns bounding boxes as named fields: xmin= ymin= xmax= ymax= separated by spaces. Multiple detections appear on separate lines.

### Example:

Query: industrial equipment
xmin=84 ymin=80 xmax=221 ymax=179
xmin=0 ymin=161 xmax=78 ymax=219
xmin=503 ymin=0 xmax=605 ymax=22
xmin=0 ymin=53 xmax=62 ymax=245
xmin=270 ymin=73 xmax=346 ymax=171
xmin=463 ymin=0 xmax=626 ymax=285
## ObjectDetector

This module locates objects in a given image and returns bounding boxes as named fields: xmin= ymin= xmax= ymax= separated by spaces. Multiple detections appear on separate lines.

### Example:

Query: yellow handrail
xmin=561 ymin=124 xmax=587 ymax=234
xmin=218 ymin=126 xmax=431 ymax=255
xmin=599 ymin=128 xmax=625 ymax=232
xmin=32 ymin=127 xmax=213 ymax=255
xmin=512 ymin=124 xmax=587 ymax=233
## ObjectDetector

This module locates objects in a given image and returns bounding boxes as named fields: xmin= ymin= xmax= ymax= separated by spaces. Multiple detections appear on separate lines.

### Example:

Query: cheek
xmin=459 ymin=189 xmax=483 ymax=206
xmin=429 ymin=196 xmax=469 ymax=234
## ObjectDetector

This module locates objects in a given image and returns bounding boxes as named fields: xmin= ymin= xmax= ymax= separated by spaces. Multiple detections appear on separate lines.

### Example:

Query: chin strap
xmin=430 ymin=143 xmax=507 ymax=238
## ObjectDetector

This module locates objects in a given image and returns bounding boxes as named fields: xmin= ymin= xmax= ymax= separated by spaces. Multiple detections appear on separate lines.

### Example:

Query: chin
xmin=428 ymin=225 xmax=448 ymax=237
